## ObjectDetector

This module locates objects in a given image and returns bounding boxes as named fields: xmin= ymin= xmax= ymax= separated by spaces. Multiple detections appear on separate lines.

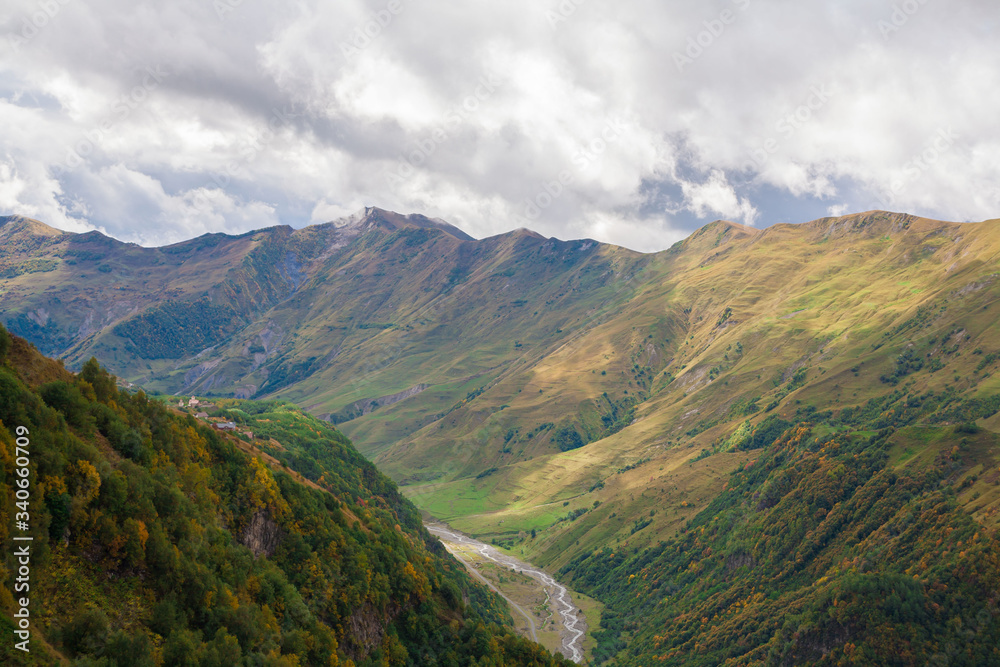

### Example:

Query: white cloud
xmin=1 ymin=0 xmax=998 ymax=250
xmin=677 ymin=170 xmax=758 ymax=226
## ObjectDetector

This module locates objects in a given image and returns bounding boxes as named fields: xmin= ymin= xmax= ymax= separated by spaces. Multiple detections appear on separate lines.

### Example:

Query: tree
xmin=62 ymin=608 xmax=110 ymax=658
xmin=38 ymin=380 xmax=93 ymax=431
xmin=553 ymin=426 xmax=584 ymax=452
xmin=0 ymin=322 xmax=11 ymax=360
xmin=104 ymin=630 xmax=155 ymax=667
xmin=80 ymin=357 xmax=118 ymax=403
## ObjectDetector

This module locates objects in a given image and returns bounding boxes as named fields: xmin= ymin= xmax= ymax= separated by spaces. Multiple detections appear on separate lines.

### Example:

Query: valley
xmin=3 ymin=207 xmax=1000 ymax=663
xmin=0 ymin=328 xmax=577 ymax=666
xmin=426 ymin=521 xmax=599 ymax=663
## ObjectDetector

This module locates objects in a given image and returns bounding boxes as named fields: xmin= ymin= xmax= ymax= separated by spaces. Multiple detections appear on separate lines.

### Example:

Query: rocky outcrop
xmin=346 ymin=604 xmax=385 ymax=659
xmin=239 ymin=510 xmax=283 ymax=558
xmin=344 ymin=602 xmax=403 ymax=661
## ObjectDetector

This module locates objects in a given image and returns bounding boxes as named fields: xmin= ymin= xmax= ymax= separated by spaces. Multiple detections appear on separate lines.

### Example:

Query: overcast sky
xmin=1 ymin=0 xmax=997 ymax=251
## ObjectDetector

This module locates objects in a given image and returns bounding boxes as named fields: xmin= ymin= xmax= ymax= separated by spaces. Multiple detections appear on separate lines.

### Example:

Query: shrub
xmin=553 ymin=426 xmax=585 ymax=452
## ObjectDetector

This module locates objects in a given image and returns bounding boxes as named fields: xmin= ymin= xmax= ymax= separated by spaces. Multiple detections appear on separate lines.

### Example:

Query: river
xmin=426 ymin=522 xmax=586 ymax=663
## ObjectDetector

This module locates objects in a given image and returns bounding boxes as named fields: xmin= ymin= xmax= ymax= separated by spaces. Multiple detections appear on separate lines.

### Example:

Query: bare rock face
xmin=346 ymin=604 xmax=385 ymax=659
xmin=239 ymin=510 xmax=283 ymax=558
xmin=343 ymin=602 xmax=404 ymax=661
xmin=725 ymin=551 xmax=756 ymax=574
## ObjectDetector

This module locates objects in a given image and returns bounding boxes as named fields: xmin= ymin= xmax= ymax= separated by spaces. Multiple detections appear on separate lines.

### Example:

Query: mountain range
xmin=3 ymin=207 xmax=1000 ymax=664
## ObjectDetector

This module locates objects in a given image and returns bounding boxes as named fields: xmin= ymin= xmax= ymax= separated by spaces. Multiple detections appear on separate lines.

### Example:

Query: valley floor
xmin=426 ymin=522 xmax=602 ymax=664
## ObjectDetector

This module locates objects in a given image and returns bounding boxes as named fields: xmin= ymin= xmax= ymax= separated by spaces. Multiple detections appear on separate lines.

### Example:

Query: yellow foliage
xmin=402 ymin=560 xmax=431 ymax=601
xmin=108 ymin=533 xmax=127 ymax=559
xmin=70 ymin=460 xmax=101 ymax=505
xmin=247 ymin=456 xmax=291 ymax=519
xmin=219 ymin=586 xmax=239 ymax=610
xmin=42 ymin=474 xmax=68 ymax=495
xmin=135 ymin=519 xmax=149 ymax=551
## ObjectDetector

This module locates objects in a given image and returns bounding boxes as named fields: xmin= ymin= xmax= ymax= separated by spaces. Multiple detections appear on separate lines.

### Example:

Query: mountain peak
xmin=331 ymin=207 xmax=475 ymax=241
xmin=0 ymin=215 xmax=67 ymax=240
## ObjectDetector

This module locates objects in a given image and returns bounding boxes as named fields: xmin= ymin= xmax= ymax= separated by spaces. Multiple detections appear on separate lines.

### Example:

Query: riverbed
xmin=426 ymin=522 xmax=587 ymax=663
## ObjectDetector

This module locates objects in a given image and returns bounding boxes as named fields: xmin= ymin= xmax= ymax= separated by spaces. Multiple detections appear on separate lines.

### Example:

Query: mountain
xmin=3 ymin=208 xmax=1000 ymax=663
xmin=0 ymin=326 xmax=574 ymax=666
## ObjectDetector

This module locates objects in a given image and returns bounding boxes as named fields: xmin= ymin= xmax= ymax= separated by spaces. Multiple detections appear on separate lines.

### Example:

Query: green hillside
xmin=3 ymin=208 xmax=1000 ymax=663
xmin=562 ymin=398 xmax=1000 ymax=664
xmin=0 ymin=326 xmax=573 ymax=666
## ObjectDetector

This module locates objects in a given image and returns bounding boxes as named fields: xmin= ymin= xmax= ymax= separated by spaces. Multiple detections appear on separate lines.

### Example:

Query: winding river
xmin=426 ymin=522 xmax=586 ymax=663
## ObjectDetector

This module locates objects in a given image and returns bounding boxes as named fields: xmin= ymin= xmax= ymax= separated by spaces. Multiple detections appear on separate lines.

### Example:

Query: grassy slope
xmin=380 ymin=213 xmax=1000 ymax=570
xmin=4 ymin=211 xmax=1000 ymax=572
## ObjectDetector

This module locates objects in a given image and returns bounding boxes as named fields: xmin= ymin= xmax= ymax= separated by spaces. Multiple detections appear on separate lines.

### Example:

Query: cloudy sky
xmin=1 ymin=0 xmax=997 ymax=251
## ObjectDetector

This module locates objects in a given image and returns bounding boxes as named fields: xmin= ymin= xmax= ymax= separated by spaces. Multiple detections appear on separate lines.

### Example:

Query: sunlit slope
xmin=382 ymin=212 xmax=1000 ymax=568
xmin=4 ymin=209 xmax=999 ymax=572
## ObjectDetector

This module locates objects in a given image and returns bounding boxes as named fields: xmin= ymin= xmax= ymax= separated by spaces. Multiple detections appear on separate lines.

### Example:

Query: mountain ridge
xmin=3 ymin=206 xmax=1000 ymax=664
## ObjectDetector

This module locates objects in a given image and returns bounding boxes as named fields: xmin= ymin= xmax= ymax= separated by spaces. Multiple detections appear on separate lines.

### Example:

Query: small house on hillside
xmin=214 ymin=421 xmax=237 ymax=431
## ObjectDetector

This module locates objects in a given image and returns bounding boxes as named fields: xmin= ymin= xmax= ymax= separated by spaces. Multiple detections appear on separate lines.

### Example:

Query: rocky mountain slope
xmin=3 ymin=207 xmax=1000 ymax=663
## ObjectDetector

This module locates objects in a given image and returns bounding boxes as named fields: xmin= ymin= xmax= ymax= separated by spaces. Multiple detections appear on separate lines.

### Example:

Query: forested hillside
xmin=562 ymin=398 xmax=1000 ymax=664
xmin=0 ymin=325 xmax=573 ymax=666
